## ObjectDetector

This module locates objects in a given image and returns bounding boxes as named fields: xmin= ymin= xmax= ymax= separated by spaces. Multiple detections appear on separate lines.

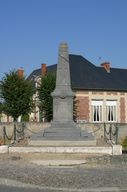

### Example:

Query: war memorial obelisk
xmin=51 ymin=42 xmax=75 ymax=127
xmin=30 ymin=42 xmax=95 ymax=146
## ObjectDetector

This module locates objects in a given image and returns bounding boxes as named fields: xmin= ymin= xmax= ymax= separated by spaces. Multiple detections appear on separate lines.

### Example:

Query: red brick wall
xmin=76 ymin=96 xmax=89 ymax=121
xmin=120 ymin=97 xmax=126 ymax=123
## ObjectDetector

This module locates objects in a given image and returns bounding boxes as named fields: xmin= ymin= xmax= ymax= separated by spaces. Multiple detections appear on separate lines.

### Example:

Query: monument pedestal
xmin=29 ymin=123 xmax=96 ymax=146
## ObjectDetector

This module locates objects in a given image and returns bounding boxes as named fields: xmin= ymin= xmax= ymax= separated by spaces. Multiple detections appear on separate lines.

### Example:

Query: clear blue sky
xmin=0 ymin=0 xmax=127 ymax=79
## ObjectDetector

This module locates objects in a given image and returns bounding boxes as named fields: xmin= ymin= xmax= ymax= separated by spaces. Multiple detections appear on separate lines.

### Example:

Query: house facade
xmin=76 ymin=90 xmax=126 ymax=123
xmin=27 ymin=54 xmax=127 ymax=124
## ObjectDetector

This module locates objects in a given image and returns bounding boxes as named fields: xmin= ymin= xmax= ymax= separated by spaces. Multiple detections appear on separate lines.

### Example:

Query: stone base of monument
xmin=29 ymin=140 xmax=96 ymax=146
xmin=29 ymin=126 xmax=96 ymax=146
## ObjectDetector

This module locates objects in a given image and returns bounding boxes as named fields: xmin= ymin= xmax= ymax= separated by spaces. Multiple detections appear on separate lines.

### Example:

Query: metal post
xmin=14 ymin=124 xmax=16 ymax=142
xmin=3 ymin=126 xmax=6 ymax=145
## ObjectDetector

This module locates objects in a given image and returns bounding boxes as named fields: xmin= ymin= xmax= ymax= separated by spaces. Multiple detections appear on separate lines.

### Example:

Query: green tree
xmin=0 ymin=70 xmax=33 ymax=121
xmin=0 ymin=102 xmax=3 ymax=122
xmin=0 ymin=102 xmax=3 ymax=113
xmin=38 ymin=73 xmax=56 ymax=122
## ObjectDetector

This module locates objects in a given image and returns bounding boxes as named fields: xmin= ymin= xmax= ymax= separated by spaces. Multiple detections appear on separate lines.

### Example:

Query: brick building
xmin=28 ymin=54 xmax=127 ymax=123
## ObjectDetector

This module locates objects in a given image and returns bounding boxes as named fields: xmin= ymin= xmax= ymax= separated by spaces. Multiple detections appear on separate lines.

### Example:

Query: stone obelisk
xmin=51 ymin=42 xmax=75 ymax=126
xmin=29 ymin=42 xmax=96 ymax=146
xmin=43 ymin=42 xmax=82 ymax=139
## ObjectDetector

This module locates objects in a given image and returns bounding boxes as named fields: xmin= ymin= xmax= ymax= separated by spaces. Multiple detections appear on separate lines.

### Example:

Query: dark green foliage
xmin=0 ymin=102 xmax=3 ymax=122
xmin=0 ymin=102 xmax=3 ymax=114
xmin=38 ymin=73 xmax=56 ymax=122
xmin=21 ymin=114 xmax=30 ymax=122
xmin=0 ymin=70 xmax=33 ymax=121
xmin=121 ymin=136 xmax=127 ymax=152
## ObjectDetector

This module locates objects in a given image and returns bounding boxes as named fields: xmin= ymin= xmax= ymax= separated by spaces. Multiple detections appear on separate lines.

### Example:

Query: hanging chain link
xmin=3 ymin=123 xmax=25 ymax=145
xmin=104 ymin=123 xmax=119 ymax=144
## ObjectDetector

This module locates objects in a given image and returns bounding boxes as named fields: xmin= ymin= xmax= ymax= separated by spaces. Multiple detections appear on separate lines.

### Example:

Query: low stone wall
xmin=78 ymin=123 xmax=104 ymax=139
xmin=78 ymin=123 xmax=127 ymax=142
xmin=0 ymin=122 xmax=127 ymax=144
xmin=0 ymin=122 xmax=50 ymax=144
xmin=79 ymin=123 xmax=118 ymax=140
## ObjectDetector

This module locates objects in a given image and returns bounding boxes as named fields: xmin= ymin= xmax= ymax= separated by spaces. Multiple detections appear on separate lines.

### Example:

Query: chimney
xmin=17 ymin=68 xmax=24 ymax=78
xmin=41 ymin=63 xmax=46 ymax=75
xmin=101 ymin=62 xmax=110 ymax=73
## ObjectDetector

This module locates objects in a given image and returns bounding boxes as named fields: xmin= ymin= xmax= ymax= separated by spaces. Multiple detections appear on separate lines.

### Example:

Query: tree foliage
xmin=0 ymin=102 xmax=3 ymax=114
xmin=0 ymin=102 xmax=3 ymax=122
xmin=38 ymin=73 xmax=56 ymax=122
xmin=0 ymin=70 xmax=33 ymax=121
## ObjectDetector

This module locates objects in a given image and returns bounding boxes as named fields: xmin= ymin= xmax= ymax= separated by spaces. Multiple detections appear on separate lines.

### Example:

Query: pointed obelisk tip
xmin=59 ymin=42 xmax=68 ymax=48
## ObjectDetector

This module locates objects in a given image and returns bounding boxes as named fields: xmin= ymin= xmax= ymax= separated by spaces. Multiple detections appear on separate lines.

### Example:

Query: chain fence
xmin=104 ymin=123 xmax=119 ymax=144
xmin=3 ymin=123 xmax=25 ymax=145
xmin=1 ymin=122 xmax=119 ymax=145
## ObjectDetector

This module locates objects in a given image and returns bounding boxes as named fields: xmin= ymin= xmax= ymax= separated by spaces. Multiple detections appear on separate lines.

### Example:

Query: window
xmin=91 ymin=100 xmax=103 ymax=122
xmin=106 ymin=101 xmax=117 ymax=122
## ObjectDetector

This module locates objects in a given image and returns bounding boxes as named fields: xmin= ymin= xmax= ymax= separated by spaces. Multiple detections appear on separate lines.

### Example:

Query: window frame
xmin=91 ymin=100 xmax=103 ymax=123
xmin=106 ymin=100 xmax=117 ymax=122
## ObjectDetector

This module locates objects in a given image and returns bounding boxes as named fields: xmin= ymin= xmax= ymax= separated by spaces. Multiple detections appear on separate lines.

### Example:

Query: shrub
xmin=121 ymin=136 xmax=127 ymax=152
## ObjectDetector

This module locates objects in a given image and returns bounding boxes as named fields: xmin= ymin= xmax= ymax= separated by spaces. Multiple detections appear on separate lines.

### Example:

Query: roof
xmin=27 ymin=54 xmax=127 ymax=92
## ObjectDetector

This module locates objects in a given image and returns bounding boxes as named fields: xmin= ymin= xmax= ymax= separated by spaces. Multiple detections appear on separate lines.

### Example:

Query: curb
xmin=9 ymin=146 xmax=113 ymax=155
xmin=0 ymin=178 xmax=39 ymax=189
xmin=0 ymin=145 xmax=122 ymax=155
xmin=30 ymin=159 xmax=87 ymax=166
xmin=9 ymin=145 xmax=122 ymax=155
xmin=0 ymin=178 xmax=126 ymax=192
xmin=0 ymin=145 xmax=9 ymax=153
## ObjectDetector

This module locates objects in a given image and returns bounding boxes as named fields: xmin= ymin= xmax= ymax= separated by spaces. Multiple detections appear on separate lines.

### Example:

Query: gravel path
xmin=0 ymin=153 xmax=127 ymax=190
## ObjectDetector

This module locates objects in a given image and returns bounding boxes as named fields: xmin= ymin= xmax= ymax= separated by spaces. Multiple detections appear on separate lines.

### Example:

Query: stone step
xmin=9 ymin=145 xmax=122 ymax=155
xmin=30 ymin=128 xmax=95 ymax=141
xmin=51 ymin=122 xmax=77 ymax=128
xmin=29 ymin=139 xmax=96 ymax=146
xmin=44 ymin=127 xmax=81 ymax=137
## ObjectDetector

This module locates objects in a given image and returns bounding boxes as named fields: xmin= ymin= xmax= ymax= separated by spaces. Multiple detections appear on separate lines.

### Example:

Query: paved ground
xmin=0 ymin=185 xmax=127 ymax=192
xmin=0 ymin=153 xmax=127 ymax=191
